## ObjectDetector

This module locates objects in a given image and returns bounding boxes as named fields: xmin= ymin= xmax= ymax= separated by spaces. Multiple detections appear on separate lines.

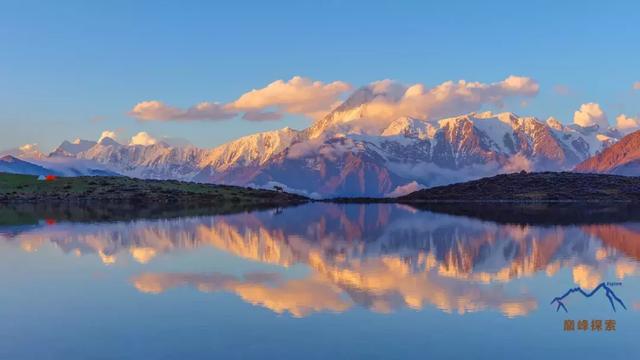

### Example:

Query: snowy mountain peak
xmin=332 ymin=86 xmax=377 ymax=113
xmin=50 ymin=139 xmax=98 ymax=157
xmin=546 ymin=117 xmax=564 ymax=131
xmin=495 ymin=112 xmax=520 ymax=124
xmin=201 ymin=127 xmax=300 ymax=171
xmin=381 ymin=117 xmax=435 ymax=139
xmin=306 ymin=83 xmax=417 ymax=139
xmin=98 ymin=137 xmax=120 ymax=146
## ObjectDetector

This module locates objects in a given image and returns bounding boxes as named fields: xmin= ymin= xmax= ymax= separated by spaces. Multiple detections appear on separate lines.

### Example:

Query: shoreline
xmin=0 ymin=173 xmax=308 ymax=207
xmin=4 ymin=171 xmax=640 ymax=205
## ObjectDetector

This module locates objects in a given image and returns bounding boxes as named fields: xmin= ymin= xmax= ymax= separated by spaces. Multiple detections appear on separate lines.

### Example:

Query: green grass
xmin=0 ymin=173 xmax=307 ymax=205
xmin=0 ymin=173 xmax=90 ymax=195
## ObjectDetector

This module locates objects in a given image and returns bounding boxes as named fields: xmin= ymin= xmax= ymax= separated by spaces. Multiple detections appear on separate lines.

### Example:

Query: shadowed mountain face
xmin=2 ymin=203 xmax=639 ymax=318
xmin=0 ymin=155 xmax=52 ymax=176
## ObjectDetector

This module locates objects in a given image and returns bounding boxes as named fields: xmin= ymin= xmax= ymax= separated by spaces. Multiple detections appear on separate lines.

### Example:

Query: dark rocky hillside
xmin=399 ymin=171 xmax=640 ymax=202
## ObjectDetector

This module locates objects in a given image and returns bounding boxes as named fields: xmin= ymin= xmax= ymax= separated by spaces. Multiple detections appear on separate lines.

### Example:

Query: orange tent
xmin=45 ymin=175 xmax=57 ymax=181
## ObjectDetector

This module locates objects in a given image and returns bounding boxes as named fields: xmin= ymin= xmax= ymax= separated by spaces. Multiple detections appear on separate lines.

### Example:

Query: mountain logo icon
xmin=551 ymin=282 xmax=627 ymax=313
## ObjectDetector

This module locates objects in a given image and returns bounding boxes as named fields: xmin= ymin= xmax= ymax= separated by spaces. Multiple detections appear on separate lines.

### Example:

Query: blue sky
xmin=1 ymin=0 xmax=639 ymax=151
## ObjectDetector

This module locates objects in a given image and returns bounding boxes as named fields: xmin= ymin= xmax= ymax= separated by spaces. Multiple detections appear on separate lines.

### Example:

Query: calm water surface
xmin=1 ymin=203 xmax=639 ymax=359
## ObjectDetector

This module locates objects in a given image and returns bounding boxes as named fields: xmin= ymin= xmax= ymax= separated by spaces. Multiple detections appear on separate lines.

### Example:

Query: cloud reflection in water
xmin=2 ymin=203 xmax=640 ymax=317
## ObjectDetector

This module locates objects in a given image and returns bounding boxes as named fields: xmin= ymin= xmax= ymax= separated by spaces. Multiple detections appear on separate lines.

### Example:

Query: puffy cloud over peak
xmin=98 ymin=130 xmax=118 ymax=143
xmin=571 ymin=103 xmax=638 ymax=134
xmin=129 ymin=75 xmax=538 ymax=124
xmin=615 ymin=114 xmax=640 ymax=134
xmin=368 ymin=79 xmax=408 ymax=100
xmin=19 ymin=143 xmax=39 ymax=153
xmin=0 ymin=143 xmax=45 ymax=159
xmin=231 ymin=76 xmax=352 ymax=119
xmin=130 ymin=131 xmax=159 ymax=146
xmin=358 ymin=75 xmax=540 ymax=122
xmin=501 ymin=75 xmax=540 ymax=95
xmin=573 ymin=103 xmax=608 ymax=128
xmin=404 ymin=84 xmax=426 ymax=98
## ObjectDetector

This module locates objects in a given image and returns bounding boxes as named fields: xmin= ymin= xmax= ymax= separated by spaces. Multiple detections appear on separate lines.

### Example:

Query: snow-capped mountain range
xmin=1 ymin=86 xmax=622 ymax=197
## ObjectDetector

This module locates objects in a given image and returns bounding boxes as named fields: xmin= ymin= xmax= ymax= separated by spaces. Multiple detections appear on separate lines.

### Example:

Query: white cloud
xmin=502 ymin=153 xmax=533 ymax=173
xmin=387 ymin=161 xmax=502 ymax=189
xmin=129 ymin=101 xmax=180 ymax=121
xmin=501 ymin=75 xmax=540 ymax=94
xmin=130 ymin=131 xmax=159 ymax=146
xmin=573 ymin=103 xmax=608 ymax=128
xmin=368 ymin=79 xmax=408 ymax=100
xmin=130 ymin=76 xmax=351 ymax=122
xmin=230 ymin=76 xmax=352 ymax=119
xmin=0 ymin=143 xmax=44 ymax=159
xmin=385 ymin=181 xmax=425 ymax=197
xmin=572 ymin=265 xmax=601 ymax=290
xmin=19 ymin=143 xmax=39 ymax=152
xmin=615 ymin=114 xmax=640 ymax=134
xmin=129 ymin=100 xmax=236 ymax=121
xmin=98 ymin=130 xmax=118 ymax=143
xmin=128 ymin=75 xmax=538 ymax=125
xmin=358 ymin=75 xmax=539 ymax=122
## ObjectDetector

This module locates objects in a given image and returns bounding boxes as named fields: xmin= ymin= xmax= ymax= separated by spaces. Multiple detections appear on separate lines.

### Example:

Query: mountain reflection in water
xmin=1 ymin=203 xmax=639 ymax=318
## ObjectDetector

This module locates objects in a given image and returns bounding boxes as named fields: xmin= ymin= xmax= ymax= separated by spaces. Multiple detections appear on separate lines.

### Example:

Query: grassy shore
xmin=0 ymin=173 xmax=308 ymax=206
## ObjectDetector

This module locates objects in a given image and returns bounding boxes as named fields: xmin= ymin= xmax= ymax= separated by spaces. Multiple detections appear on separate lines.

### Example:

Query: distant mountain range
xmin=2 ymin=85 xmax=636 ymax=197
xmin=0 ymin=156 xmax=51 ymax=176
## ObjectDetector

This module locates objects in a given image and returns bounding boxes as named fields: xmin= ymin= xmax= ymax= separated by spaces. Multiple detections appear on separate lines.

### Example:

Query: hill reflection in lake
xmin=1 ymin=203 xmax=640 ymax=358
